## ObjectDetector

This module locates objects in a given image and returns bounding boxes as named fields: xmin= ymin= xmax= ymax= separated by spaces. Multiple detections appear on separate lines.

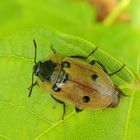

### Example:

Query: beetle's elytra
xmin=28 ymin=39 xmax=125 ymax=119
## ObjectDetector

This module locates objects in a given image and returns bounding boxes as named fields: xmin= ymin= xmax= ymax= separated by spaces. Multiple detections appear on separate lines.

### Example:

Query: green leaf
xmin=0 ymin=0 xmax=140 ymax=139
xmin=0 ymin=27 xmax=135 ymax=140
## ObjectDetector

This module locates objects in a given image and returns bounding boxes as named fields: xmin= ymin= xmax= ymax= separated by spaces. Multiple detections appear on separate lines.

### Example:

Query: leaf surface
xmin=0 ymin=0 xmax=140 ymax=140
xmin=0 ymin=28 xmax=135 ymax=140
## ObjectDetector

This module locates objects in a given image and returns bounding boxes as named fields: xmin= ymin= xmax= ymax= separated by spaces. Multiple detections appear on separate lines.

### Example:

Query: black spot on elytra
xmin=91 ymin=74 xmax=98 ymax=81
xmin=83 ymin=96 xmax=90 ymax=103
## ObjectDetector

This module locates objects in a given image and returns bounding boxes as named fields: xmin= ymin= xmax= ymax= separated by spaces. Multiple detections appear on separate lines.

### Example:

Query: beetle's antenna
xmin=28 ymin=72 xmax=35 ymax=97
xmin=33 ymin=39 xmax=37 ymax=64
xmin=28 ymin=39 xmax=38 ymax=97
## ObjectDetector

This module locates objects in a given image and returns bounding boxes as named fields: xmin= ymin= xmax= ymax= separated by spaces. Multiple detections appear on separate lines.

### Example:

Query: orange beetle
xmin=28 ymin=40 xmax=125 ymax=119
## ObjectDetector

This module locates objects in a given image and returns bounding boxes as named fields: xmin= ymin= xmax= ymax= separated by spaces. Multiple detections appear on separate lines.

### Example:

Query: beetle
xmin=28 ymin=39 xmax=125 ymax=119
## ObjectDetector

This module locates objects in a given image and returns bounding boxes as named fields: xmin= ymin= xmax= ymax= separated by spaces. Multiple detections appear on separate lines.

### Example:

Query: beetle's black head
xmin=33 ymin=60 xmax=57 ymax=82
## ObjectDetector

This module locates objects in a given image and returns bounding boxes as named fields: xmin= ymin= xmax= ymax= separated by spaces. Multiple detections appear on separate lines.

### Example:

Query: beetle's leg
xmin=70 ymin=47 xmax=98 ymax=60
xmin=75 ymin=107 xmax=83 ymax=113
xmin=108 ymin=64 xmax=125 ymax=76
xmin=51 ymin=95 xmax=66 ymax=120
xmin=89 ymin=60 xmax=108 ymax=74
xmin=70 ymin=55 xmax=87 ymax=59
xmin=50 ymin=45 xmax=56 ymax=54
xmin=28 ymin=81 xmax=38 ymax=90
xmin=90 ymin=60 xmax=125 ymax=76
xmin=62 ymin=103 xmax=66 ymax=120
xmin=28 ymin=39 xmax=38 ymax=97
xmin=28 ymin=81 xmax=38 ymax=97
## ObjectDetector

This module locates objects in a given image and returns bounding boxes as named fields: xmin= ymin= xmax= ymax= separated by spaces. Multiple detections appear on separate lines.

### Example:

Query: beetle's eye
xmin=82 ymin=96 xmax=90 ymax=103
xmin=35 ymin=68 xmax=39 ymax=76
xmin=91 ymin=74 xmax=98 ymax=81
xmin=33 ymin=61 xmax=42 ymax=76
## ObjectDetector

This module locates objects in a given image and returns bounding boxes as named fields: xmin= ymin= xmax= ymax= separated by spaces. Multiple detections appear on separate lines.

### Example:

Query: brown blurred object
xmin=88 ymin=0 xmax=130 ymax=22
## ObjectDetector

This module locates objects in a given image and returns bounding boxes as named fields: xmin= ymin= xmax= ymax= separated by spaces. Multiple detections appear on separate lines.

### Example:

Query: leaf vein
xmin=0 ymin=134 xmax=11 ymax=140
xmin=123 ymin=89 xmax=136 ymax=140
xmin=34 ymin=111 xmax=75 ymax=140
xmin=0 ymin=99 xmax=52 ymax=125
xmin=0 ymin=54 xmax=32 ymax=61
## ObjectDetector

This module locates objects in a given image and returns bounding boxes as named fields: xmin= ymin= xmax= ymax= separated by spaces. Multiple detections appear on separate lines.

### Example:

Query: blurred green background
xmin=0 ymin=0 xmax=140 ymax=140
